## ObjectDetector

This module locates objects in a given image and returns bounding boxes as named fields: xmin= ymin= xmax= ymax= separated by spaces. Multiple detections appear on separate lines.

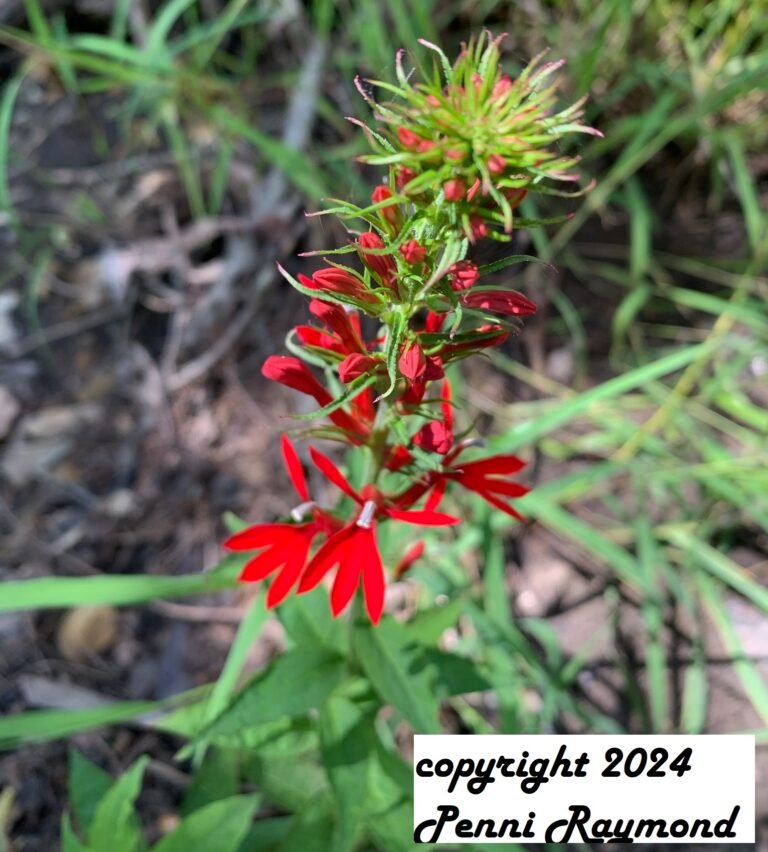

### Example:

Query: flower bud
xmin=487 ymin=154 xmax=506 ymax=175
xmin=339 ymin=352 xmax=380 ymax=383
xmin=448 ymin=260 xmax=479 ymax=291
xmin=399 ymin=239 xmax=427 ymax=265
xmin=358 ymin=232 xmax=397 ymax=288
xmin=371 ymin=184 xmax=399 ymax=227
xmin=443 ymin=178 xmax=466 ymax=202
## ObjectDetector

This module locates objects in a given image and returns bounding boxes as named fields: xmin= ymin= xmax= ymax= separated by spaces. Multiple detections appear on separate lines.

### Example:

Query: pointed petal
xmin=309 ymin=447 xmax=361 ymax=502
xmin=474 ymin=490 xmax=527 ymax=522
xmin=224 ymin=523 xmax=297 ymax=551
xmin=456 ymin=455 xmax=526 ymax=476
xmin=330 ymin=531 xmax=365 ymax=618
xmin=298 ymin=524 xmax=355 ymax=592
xmin=281 ymin=435 xmax=310 ymax=502
xmin=385 ymin=508 xmax=460 ymax=526
xmin=238 ymin=546 xmax=287 ymax=582
xmin=361 ymin=529 xmax=385 ymax=624
xmin=266 ymin=548 xmax=309 ymax=608
xmin=461 ymin=474 xmax=529 ymax=498
xmin=424 ymin=476 xmax=447 ymax=511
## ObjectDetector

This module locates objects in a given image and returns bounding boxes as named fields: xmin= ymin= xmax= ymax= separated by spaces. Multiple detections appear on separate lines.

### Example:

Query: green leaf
xmin=380 ymin=309 xmax=408 ymax=400
xmin=424 ymin=649 xmax=491 ymax=697
xmin=290 ymin=373 xmax=379 ymax=422
xmin=0 ymin=558 xmax=242 ymax=612
xmin=61 ymin=813 xmax=88 ymax=852
xmin=278 ymin=587 xmax=346 ymax=653
xmin=318 ymin=695 xmax=376 ymax=851
xmin=68 ymin=750 xmax=112 ymax=836
xmin=0 ymin=702 xmax=158 ymax=751
xmin=153 ymin=795 xmax=259 ymax=852
xmin=200 ymin=647 xmax=346 ymax=740
xmin=181 ymin=748 xmax=240 ymax=816
xmin=87 ymin=756 xmax=148 ymax=852
xmin=353 ymin=619 xmax=441 ymax=733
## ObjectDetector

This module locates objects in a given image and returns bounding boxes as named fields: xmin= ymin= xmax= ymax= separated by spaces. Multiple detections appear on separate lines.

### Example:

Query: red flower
xmin=358 ymin=232 xmax=397 ymax=289
xmin=298 ymin=268 xmax=378 ymax=306
xmin=468 ymin=214 xmax=488 ymax=241
xmin=487 ymin=154 xmax=506 ymax=175
xmin=443 ymin=178 xmax=466 ymax=202
xmin=460 ymin=289 xmax=537 ymax=316
xmin=394 ymin=540 xmax=425 ymax=578
xmin=262 ymin=355 xmax=369 ymax=441
xmin=339 ymin=352 xmax=380 ymax=383
xmin=448 ymin=260 xmax=479 ymax=291
xmin=298 ymin=449 xmax=459 ymax=623
xmin=400 ymin=239 xmax=427 ymax=265
xmin=396 ymin=167 xmax=419 ymax=190
xmin=225 ymin=437 xmax=336 ymax=607
xmin=372 ymin=185 xmax=399 ymax=227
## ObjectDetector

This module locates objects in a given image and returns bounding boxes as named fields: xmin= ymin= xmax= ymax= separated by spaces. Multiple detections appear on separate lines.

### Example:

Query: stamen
xmin=291 ymin=501 xmax=316 ymax=522
xmin=356 ymin=500 xmax=377 ymax=529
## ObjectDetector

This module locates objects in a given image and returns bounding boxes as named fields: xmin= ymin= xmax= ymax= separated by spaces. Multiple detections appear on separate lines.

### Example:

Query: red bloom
xmin=396 ymin=167 xmax=419 ymax=190
xmin=437 ymin=325 xmax=510 ymax=359
xmin=358 ymin=232 xmax=397 ymax=289
xmin=225 ymin=437 xmax=335 ymax=608
xmin=443 ymin=178 xmax=466 ymax=202
xmin=372 ymin=184 xmax=399 ymax=227
xmin=309 ymin=299 xmax=365 ymax=354
xmin=262 ymin=355 xmax=369 ymax=441
xmin=394 ymin=540 xmax=425 ymax=578
xmin=298 ymin=449 xmax=459 ymax=622
xmin=299 ymin=268 xmax=378 ymax=306
xmin=487 ymin=154 xmax=506 ymax=175
xmin=339 ymin=352 xmax=380 ymax=383
xmin=397 ymin=127 xmax=424 ymax=151
xmin=460 ymin=289 xmax=537 ymax=316
xmin=468 ymin=214 xmax=488 ymax=241
xmin=400 ymin=239 xmax=427 ymax=265
xmin=448 ymin=260 xmax=479 ymax=291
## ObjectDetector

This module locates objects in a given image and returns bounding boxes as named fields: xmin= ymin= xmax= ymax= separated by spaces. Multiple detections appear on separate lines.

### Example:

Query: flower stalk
xmin=225 ymin=32 xmax=597 ymax=623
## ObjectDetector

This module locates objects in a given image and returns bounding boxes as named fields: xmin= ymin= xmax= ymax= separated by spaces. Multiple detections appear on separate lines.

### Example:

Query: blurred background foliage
xmin=0 ymin=0 xmax=767 ymax=849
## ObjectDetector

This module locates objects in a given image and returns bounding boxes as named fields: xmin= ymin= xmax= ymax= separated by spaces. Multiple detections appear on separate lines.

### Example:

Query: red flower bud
xmin=394 ymin=540 xmax=425 ymax=578
xmin=301 ymin=269 xmax=378 ymax=305
xmin=448 ymin=260 xmax=479 ymax=291
xmin=396 ymin=167 xmax=419 ymax=190
xmin=443 ymin=178 xmax=466 ymax=202
xmin=413 ymin=421 xmax=453 ymax=454
xmin=504 ymin=187 xmax=528 ymax=208
xmin=492 ymin=74 xmax=513 ymax=99
xmin=339 ymin=352 xmax=379 ymax=383
xmin=358 ymin=232 xmax=397 ymax=288
xmin=460 ymin=289 xmax=537 ymax=316
xmin=487 ymin=154 xmax=506 ymax=175
xmin=399 ymin=342 xmax=426 ymax=381
xmin=372 ymin=184 xmax=398 ymax=227
xmin=399 ymin=239 xmax=427 ymax=265
xmin=397 ymin=127 xmax=424 ymax=151
xmin=468 ymin=214 xmax=488 ymax=241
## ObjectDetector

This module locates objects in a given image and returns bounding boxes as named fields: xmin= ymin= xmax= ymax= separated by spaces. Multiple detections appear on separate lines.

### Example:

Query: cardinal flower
xmin=262 ymin=355 xmax=370 ymax=442
xmin=295 ymin=299 xmax=367 ymax=358
xmin=225 ymin=437 xmax=338 ymax=607
xmin=460 ymin=289 xmax=537 ymax=316
xmin=297 ymin=448 xmax=459 ymax=623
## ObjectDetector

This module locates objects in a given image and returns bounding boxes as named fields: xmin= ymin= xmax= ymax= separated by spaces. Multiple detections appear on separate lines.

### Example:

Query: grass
xmin=1 ymin=0 xmax=767 ymax=846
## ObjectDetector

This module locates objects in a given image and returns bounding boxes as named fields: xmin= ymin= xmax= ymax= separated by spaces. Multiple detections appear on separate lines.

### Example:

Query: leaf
xmin=424 ymin=649 xmax=491 ymax=697
xmin=153 ymin=795 xmax=259 ymax=852
xmin=318 ymin=695 xmax=376 ymax=851
xmin=290 ymin=373 xmax=379 ymax=422
xmin=87 ymin=756 xmax=148 ymax=852
xmin=353 ymin=619 xmax=441 ymax=733
xmin=278 ymin=587 xmax=346 ymax=653
xmin=181 ymin=748 xmax=240 ymax=816
xmin=0 ymin=558 xmax=243 ymax=612
xmin=199 ymin=647 xmax=346 ymax=740
xmin=0 ymin=702 xmax=158 ymax=751
xmin=380 ymin=309 xmax=408 ymax=400
xmin=61 ymin=813 xmax=88 ymax=852
xmin=68 ymin=750 xmax=112 ymax=836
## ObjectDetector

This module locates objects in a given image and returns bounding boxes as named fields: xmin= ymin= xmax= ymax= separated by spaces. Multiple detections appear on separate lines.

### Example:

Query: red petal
xmin=424 ymin=477 xmax=447 ymax=511
xmin=457 ymin=455 xmax=526 ymax=476
xmin=224 ymin=523 xmax=297 ymax=551
xmin=266 ymin=550 xmax=309 ymax=608
xmin=474 ymin=490 xmax=527 ymax=522
xmin=309 ymin=447 xmax=360 ymax=502
xmin=281 ymin=435 xmax=310 ymax=502
xmin=361 ymin=529 xmax=385 ymax=624
xmin=394 ymin=540 xmax=425 ymax=579
xmin=385 ymin=508 xmax=460 ymax=526
xmin=298 ymin=525 xmax=355 ymax=592
xmin=330 ymin=529 xmax=367 ymax=618
xmin=440 ymin=380 xmax=453 ymax=434
xmin=460 ymin=474 xmax=529 ymax=498
xmin=239 ymin=546 xmax=287 ymax=582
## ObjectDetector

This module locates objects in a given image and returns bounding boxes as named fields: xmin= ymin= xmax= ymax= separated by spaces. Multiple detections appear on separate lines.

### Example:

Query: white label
xmin=413 ymin=735 xmax=755 ymax=844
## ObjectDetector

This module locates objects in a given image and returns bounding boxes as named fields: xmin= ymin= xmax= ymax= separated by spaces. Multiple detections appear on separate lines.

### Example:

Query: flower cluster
xmin=226 ymin=33 xmax=596 ymax=623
